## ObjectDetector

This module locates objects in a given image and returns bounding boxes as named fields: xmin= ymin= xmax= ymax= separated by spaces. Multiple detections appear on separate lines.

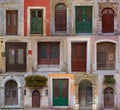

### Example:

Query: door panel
xmin=6 ymin=43 xmax=26 ymax=72
xmin=71 ymin=43 xmax=86 ymax=72
xmin=55 ymin=10 xmax=66 ymax=31
xmin=6 ymin=10 xmax=18 ymax=35
xmin=76 ymin=6 xmax=92 ymax=33
xmin=30 ymin=9 xmax=43 ymax=34
xmin=104 ymin=88 xmax=114 ymax=108
xmin=53 ymin=79 xmax=68 ymax=106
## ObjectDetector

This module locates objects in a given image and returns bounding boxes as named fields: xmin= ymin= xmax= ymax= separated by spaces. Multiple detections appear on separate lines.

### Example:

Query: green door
xmin=30 ymin=9 xmax=43 ymax=34
xmin=76 ymin=6 xmax=92 ymax=33
xmin=53 ymin=79 xmax=68 ymax=106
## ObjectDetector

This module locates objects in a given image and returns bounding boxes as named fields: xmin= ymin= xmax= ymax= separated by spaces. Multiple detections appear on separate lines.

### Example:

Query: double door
xmin=6 ymin=43 xmax=26 ymax=72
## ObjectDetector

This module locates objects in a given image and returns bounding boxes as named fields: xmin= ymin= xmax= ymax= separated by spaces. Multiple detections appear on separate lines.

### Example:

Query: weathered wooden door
xmin=6 ymin=10 xmax=18 ymax=35
xmin=32 ymin=90 xmax=40 ymax=107
xmin=79 ymin=80 xmax=92 ymax=107
xmin=6 ymin=42 xmax=26 ymax=72
xmin=104 ymin=87 xmax=114 ymax=108
xmin=55 ymin=4 xmax=66 ymax=31
xmin=5 ymin=80 xmax=18 ymax=105
xmin=76 ymin=6 xmax=92 ymax=33
xmin=53 ymin=79 xmax=68 ymax=106
xmin=71 ymin=42 xmax=86 ymax=72
xmin=30 ymin=9 xmax=43 ymax=34
xmin=102 ymin=8 xmax=114 ymax=33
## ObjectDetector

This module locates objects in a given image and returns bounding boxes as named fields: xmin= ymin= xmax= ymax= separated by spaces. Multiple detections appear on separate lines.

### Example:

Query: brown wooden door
xmin=32 ymin=90 xmax=40 ymax=108
xmin=6 ymin=10 xmax=18 ymax=35
xmin=102 ymin=8 xmax=114 ymax=33
xmin=71 ymin=43 xmax=86 ymax=72
xmin=104 ymin=87 xmax=114 ymax=108
xmin=6 ymin=42 xmax=26 ymax=72
xmin=55 ymin=4 xmax=66 ymax=31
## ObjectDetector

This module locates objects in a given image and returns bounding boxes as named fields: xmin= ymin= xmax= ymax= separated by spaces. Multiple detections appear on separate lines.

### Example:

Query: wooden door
xmin=102 ymin=8 xmax=114 ymax=33
xmin=71 ymin=43 xmax=86 ymax=72
xmin=38 ymin=42 xmax=60 ymax=65
xmin=6 ymin=10 xmax=18 ymax=35
xmin=79 ymin=80 xmax=92 ymax=107
xmin=53 ymin=79 xmax=68 ymax=106
xmin=5 ymin=80 xmax=18 ymax=105
xmin=55 ymin=4 xmax=66 ymax=31
xmin=76 ymin=6 xmax=92 ymax=33
xmin=30 ymin=9 xmax=43 ymax=34
xmin=6 ymin=42 xmax=26 ymax=72
xmin=32 ymin=90 xmax=40 ymax=107
xmin=104 ymin=87 xmax=114 ymax=108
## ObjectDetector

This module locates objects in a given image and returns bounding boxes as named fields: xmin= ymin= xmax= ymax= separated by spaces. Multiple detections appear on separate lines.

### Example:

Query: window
xmin=97 ymin=42 xmax=115 ymax=70
xmin=38 ymin=42 xmax=60 ymax=65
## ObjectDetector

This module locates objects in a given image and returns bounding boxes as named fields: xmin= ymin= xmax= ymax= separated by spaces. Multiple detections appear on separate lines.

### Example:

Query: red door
xmin=102 ymin=8 xmax=114 ymax=33
xmin=32 ymin=90 xmax=40 ymax=107
xmin=71 ymin=43 xmax=86 ymax=72
xmin=6 ymin=10 xmax=18 ymax=35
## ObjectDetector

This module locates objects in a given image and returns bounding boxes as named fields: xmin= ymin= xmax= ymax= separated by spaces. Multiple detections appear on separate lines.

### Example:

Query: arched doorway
xmin=5 ymin=80 xmax=18 ymax=105
xmin=55 ymin=3 xmax=66 ymax=31
xmin=79 ymin=80 xmax=92 ymax=109
xmin=32 ymin=90 xmax=40 ymax=107
xmin=102 ymin=8 xmax=114 ymax=33
xmin=104 ymin=87 xmax=114 ymax=108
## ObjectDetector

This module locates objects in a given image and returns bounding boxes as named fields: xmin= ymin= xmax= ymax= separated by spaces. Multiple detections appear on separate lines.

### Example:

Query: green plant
xmin=25 ymin=75 xmax=47 ymax=87
xmin=104 ymin=77 xmax=115 ymax=84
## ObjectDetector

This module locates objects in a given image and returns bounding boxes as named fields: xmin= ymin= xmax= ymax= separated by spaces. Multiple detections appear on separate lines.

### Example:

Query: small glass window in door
xmin=18 ymin=49 xmax=24 ymax=64
xmin=9 ymin=49 xmax=15 ymax=64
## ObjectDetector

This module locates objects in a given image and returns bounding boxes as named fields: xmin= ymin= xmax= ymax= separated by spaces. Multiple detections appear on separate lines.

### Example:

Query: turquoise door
xmin=53 ymin=79 xmax=68 ymax=106
xmin=30 ymin=9 xmax=43 ymax=34
xmin=76 ymin=6 xmax=92 ymax=33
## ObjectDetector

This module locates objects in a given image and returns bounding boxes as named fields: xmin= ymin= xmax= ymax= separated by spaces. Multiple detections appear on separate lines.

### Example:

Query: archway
xmin=79 ymin=80 xmax=92 ymax=108
xmin=5 ymin=80 xmax=18 ymax=105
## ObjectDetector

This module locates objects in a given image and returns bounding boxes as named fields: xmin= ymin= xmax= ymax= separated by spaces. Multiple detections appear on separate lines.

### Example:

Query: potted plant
xmin=25 ymin=75 xmax=47 ymax=88
xmin=104 ymin=76 xmax=115 ymax=85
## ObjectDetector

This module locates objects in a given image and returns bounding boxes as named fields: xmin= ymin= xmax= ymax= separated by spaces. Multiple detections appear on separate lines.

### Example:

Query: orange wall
xmin=24 ymin=0 xmax=50 ymax=36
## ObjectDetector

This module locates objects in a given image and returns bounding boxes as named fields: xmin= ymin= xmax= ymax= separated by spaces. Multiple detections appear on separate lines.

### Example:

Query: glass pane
xmin=50 ymin=44 xmax=59 ymax=58
xmin=7 ymin=13 xmax=10 ymax=26
xmin=13 ymin=13 xmax=16 ymax=26
xmin=12 ymin=90 xmax=17 ymax=98
xmin=9 ymin=49 xmax=15 ymax=64
xmin=86 ymin=9 xmax=91 ymax=22
xmin=40 ymin=44 xmax=47 ymax=58
xmin=77 ymin=9 xmax=82 ymax=22
xmin=38 ymin=10 xmax=42 ymax=18
xmin=56 ymin=4 xmax=66 ymax=10
xmin=31 ymin=10 xmax=35 ymax=17
xmin=5 ymin=90 xmax=10 ymax=98
xmin=18 ymin=49 xmax=24 ymax=64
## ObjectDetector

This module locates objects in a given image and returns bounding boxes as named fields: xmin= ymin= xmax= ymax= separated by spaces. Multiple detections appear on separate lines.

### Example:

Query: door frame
xmin=5 ymin=42 xmax=27 ymax=72
xmin=68 ymin=38 xmax=90 ymax=73
xmin=27 ymin=7 xmax=46 ymax=36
